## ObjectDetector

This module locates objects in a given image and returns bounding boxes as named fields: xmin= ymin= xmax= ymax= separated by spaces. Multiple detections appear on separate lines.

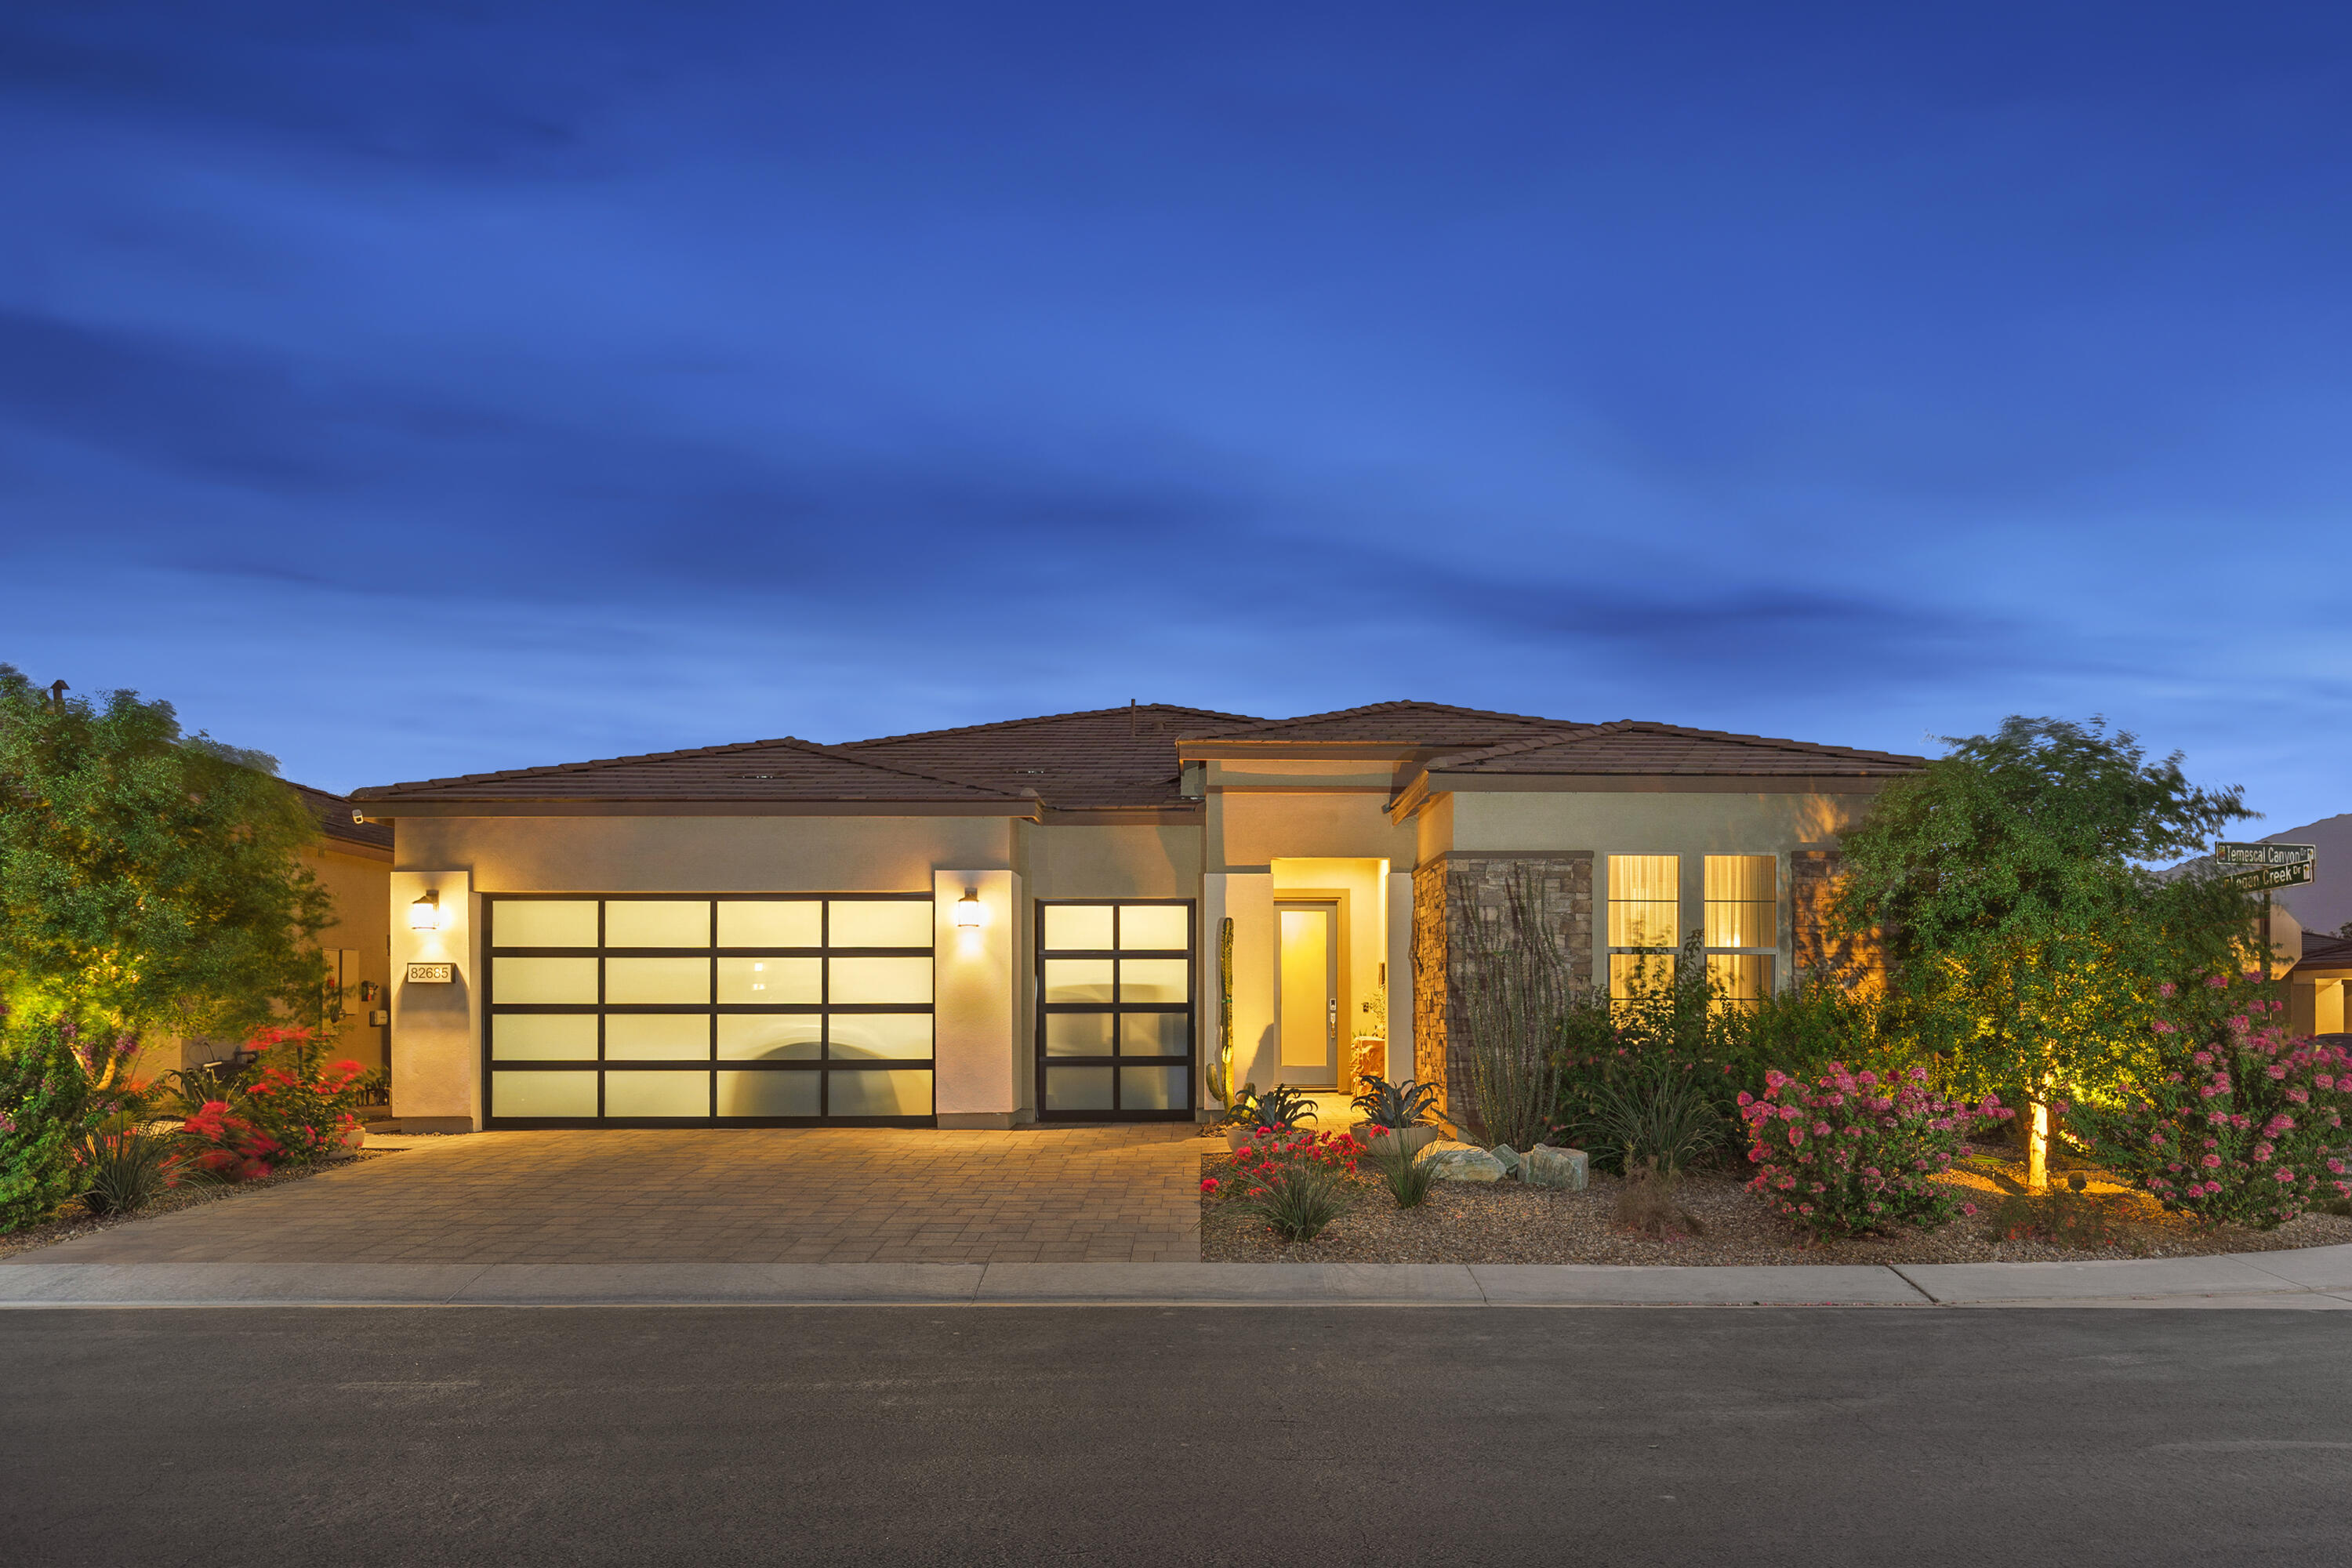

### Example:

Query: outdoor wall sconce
xmin=409 ymin=889 xmax=442 ymax=932
xmin=955 ymin=888 xmax=985 ymax=930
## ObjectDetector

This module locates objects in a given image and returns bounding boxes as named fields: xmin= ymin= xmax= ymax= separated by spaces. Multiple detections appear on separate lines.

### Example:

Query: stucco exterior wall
xmin=1214 ymin=789 xmax=1416 ymax=869
xmin=1447 ymin=789 xmax=1874 ymax=988
xmin=394 ymin=813 xmax=1018 ymax=891
xmin=309 ymin=844 xmax=392 ymax=1075
xmin=1015 ymin=820 xmax=1200 ymax=899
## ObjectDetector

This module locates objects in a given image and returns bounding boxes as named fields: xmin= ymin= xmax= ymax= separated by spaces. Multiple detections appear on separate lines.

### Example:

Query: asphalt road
xmin=4 ymin=1306 xmax=2348 ymax=1566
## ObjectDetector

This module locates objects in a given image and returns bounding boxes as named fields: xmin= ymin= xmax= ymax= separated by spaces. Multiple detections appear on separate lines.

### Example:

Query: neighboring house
xmin=286 ymin=784 xmax=394 ymax=1080
xmin=166 ymin=784 xmax=394 ymax=1082
xmin=2286 ymin=930 xmax=2351 ymax=1040
xmin=349 ymin=701 xmax=1924 ymax=1134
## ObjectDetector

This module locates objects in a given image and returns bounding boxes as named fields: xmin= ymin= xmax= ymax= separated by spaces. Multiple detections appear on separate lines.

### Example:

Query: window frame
xmin=481 ymin=892 xmax=936 ymax=1128
xmin=1701 ymin=855 xmax=1780 ymax=1013
xmin=1606 ymin=853 xmax=1682 ymax=1005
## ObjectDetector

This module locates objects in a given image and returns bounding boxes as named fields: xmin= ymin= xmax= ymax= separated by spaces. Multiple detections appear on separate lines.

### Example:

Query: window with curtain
xmin=1607 ymin=854 xmax=1679 ymax=1002
xmin=1704 ymin=855 xmax=1777 ymax=1011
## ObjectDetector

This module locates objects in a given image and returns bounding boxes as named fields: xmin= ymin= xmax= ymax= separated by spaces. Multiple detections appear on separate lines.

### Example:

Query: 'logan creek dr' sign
xmin=2215 ymin=841 xmax=2318 ymax=891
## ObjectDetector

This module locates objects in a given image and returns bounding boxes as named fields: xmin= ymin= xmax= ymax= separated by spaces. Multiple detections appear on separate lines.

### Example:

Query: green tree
xmin=0 ymin=666 xmax=333 ymax=1042
xmin=1831 ymin=717 xmax=2260 ymax=1189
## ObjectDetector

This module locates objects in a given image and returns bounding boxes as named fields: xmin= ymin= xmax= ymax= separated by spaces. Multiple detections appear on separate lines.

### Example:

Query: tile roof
xmin=288 ymin=781 xmax=394 ymax=850
xmin=1428 ymin=721 xmax=1926 ymax=777
xmin=350 ymin=736 xmax=1033 ymax=805
xmin=841 ymin=702 xmax=1266 ymax=808
xmin=2296 ymin=932 xmax=2352 ymax=971
xmin=1190 ymin=699 xmax=1589 ymax=746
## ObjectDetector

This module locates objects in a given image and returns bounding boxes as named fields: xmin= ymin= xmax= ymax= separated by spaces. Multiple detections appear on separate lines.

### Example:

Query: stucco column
xmin=1385 ymin=869 xmax=1415 ymax=1085
xmin=933 ymin=869 xmax=1021 ymax=1129
xmin=389 ymin=869 xmax=479 ymax=1134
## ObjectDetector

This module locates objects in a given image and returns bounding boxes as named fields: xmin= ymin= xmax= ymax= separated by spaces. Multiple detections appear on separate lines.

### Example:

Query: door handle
xmin=1327 ymin=997 xmax=1338 ymax=1042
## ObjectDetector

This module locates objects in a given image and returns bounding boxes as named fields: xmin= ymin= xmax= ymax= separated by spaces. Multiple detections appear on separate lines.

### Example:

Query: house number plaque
xmin=405 ymin=963 xmax=454 ymax=984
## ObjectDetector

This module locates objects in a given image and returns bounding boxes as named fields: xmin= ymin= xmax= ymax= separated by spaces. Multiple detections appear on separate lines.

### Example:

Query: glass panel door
xmin=484 ymin=895 xmax=935 ymax=1125
xmin=1035 ymin=901 xmax=1194 ymax=1120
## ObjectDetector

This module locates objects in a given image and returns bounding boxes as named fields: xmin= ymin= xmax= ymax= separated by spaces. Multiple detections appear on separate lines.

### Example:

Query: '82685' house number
xmin=405 ymin=963 xmax=454 ymax=983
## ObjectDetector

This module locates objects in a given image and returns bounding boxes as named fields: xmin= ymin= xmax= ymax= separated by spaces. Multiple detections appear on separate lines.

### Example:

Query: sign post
xmin=2213 ymin=844 xmax=2318 ymax=979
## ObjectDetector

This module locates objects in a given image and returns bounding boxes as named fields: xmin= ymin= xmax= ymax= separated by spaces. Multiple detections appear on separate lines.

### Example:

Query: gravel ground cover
xmin=0 ymin=1149 xmax=399 ymax=1261
xmin=1198 ymin=1143 xmax=2352 ymax=1265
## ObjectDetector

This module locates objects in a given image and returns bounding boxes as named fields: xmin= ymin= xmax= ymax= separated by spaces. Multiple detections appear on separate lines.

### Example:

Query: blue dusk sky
xmin=2 ymin=2 xmax=2347 ymax=824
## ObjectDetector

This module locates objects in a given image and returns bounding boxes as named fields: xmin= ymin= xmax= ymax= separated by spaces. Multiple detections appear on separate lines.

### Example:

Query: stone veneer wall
xmin=1791 ymin=848 xmax=1885 ymax=990
xmin=1410 ymin=851 xmax=1595 ymax=1119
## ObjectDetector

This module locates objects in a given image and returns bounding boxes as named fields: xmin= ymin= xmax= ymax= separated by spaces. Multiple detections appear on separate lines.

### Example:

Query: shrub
xmin=1615 ymin=1158 xmax=1706 ymax=1239
xmin=1740 ymin=1062 xmax=2009 ymax=1239
xmin=0 ymin=1014 xmax=95 ymax=1232
xmin=2074 ymin=980 xmax=2352 ymax=1230
xmin=81 ymin=1121 xmax=198 ymax=1218
xmin=180 ymin=1098 xmax=283 ymax=1181
xmin=230 ymin=1026 xmax=364 ymax=1166
xmin=1237 ymin=1163 xmax=1352 ymax=1243
xmin=1363 ymin=1131 xmax=1439 ymax=1209
xmin=1583 ymin=1061 xmax=1722 ymax=1178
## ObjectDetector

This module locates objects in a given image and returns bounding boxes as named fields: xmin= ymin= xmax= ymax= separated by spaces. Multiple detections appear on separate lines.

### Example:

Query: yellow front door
xmin=1276 ymin=902 xmax=1337 ymax=1087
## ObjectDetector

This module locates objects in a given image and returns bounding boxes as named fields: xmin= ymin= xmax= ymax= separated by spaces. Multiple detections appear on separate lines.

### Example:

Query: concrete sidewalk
xmin=6 ymin=1243 xmax=2352 ymax=1308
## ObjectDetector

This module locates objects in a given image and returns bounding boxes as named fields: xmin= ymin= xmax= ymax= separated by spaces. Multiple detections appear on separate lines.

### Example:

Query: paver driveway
xmin=7 ymin=1127 xmax=1205 ymax=1265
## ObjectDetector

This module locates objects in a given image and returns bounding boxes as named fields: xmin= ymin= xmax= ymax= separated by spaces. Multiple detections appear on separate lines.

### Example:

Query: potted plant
xmin=1219 ymin=1083 xmax=1319 ymax=1151
xmin=1348 ymin=1073 xmax=1442 ymax=1159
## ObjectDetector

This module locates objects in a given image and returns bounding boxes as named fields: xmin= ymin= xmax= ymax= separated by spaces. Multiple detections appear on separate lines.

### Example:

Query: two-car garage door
xmin=484 ymin=895 xmax=935 ymax=1126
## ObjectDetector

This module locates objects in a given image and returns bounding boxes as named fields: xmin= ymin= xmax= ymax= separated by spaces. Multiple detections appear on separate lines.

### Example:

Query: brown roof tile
xmin=289 ymin=781 xmax=394 ymax=849
xmin=842 ymin=702 xmax=1265 ymax=808
xmin=1186 ymin=699 xmax=1592 ymax=746
xmin=1432 ymin=720 xmax=1926 ymax=777
xmin=350 ymin=735 xmax=1032 ymax=805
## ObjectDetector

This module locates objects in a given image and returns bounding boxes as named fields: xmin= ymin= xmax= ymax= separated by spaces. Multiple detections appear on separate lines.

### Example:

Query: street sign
xmin=2216 ymin=841 xmax=2316 ymax=869
xmin=2227 ymin=861 xmax=2316 ymax=892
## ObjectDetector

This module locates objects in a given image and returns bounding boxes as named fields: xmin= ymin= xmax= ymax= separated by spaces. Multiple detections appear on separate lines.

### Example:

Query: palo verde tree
xmin=0 ymin=666 xmax=334 ymax=1043
xmin=1830 ymin=717 xmax=2260 ymax=1189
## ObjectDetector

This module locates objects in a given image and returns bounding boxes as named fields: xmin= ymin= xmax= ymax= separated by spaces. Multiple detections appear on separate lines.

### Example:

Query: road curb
xmin=5 ymin=1249 xmax=2352 ymax=1308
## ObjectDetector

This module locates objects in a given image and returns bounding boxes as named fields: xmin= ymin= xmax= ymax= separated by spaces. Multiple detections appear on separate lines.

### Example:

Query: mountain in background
xmin=2242 ymin=815 xmax=2352 ymax=937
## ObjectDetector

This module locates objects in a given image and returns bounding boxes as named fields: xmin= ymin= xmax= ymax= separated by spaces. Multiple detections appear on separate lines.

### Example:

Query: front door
xmin=1276 ymin=902 xmax=1338 ymax=1088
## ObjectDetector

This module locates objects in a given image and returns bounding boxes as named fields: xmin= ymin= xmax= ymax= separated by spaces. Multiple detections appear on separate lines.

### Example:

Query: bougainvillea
xmin=233 ymin=1026 xmax=364 ymax=1166
xmin=2076 ymin=978 xmax=2352 ymax=1229
xmin=1740 ymin=1062 xmax=2009 ymax=1239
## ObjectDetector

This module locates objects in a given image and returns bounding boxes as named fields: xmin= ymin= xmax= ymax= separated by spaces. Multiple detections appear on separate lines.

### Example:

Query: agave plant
xmin=1349 ymin=1073 xmax=1440 ymax=1131
xmin=1238 ymin=1083 xmax=1319 ymax=1131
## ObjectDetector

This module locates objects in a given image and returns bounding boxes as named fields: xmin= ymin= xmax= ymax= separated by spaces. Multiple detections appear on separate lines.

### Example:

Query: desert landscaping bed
xmin=1198 ymin=1145 xmax=2352 ymax=1265
xmin=0 ymin=1149 xmax=400 ymax=1262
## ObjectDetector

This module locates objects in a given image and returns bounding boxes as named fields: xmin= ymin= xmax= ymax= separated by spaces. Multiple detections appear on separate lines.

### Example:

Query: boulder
xmin=1487 ymin=1144 xmax=1522 ymax=1176
xmin=1521 ymin=1145 xmax=1589 ymax=1191
xmin=1421 ymin=1140 xmax=1506 ymax=1183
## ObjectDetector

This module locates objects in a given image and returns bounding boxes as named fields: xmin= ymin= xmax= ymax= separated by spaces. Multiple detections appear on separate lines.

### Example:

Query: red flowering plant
xmin=2074 ymin=974 xmax=2352 ymax=1229
xmin=179 ymin=1098 xmax=283 ymax=1181
xmin=1203 ymin=1126 xmax=1366 ymax=1201
xmin=237 ymin=1026 xmax=365 ymax=1164
xmin=176 ymin=1026 xmax=364 ymax=1174
xmin=1740 ymin=1063 xmax=2009 ymax=1239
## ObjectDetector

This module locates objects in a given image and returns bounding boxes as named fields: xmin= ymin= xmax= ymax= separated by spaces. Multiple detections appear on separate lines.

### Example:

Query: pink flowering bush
xmin=2076 ymin=975 xmax=2352 ymax=1229
xmin=1740 ymin=1063 xmax=2010 ymax=1238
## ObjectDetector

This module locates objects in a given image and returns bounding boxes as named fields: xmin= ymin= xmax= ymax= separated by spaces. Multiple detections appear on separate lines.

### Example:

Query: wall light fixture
xmin=409 ymin=889 xmax=442 ymax=932
xmin=955 ymin=888 xmax=985 ymax=929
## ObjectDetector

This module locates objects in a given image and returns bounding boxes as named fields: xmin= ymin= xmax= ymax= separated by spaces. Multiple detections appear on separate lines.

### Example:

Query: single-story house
xmin=350 ymin=701 xmax=1925 ymax=1133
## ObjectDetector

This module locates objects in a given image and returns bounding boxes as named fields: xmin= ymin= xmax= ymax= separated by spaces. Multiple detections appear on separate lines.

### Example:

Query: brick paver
xmin=9 ymin=1127 xmax=1206 ymax=1265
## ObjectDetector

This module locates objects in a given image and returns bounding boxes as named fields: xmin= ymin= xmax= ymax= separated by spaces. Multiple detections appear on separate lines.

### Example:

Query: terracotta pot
xmin=1224 ymin=1127 xmax=1254 ymax=1152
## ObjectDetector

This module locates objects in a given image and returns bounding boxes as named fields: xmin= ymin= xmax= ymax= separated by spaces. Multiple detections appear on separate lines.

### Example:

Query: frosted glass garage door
xmin=484 ymin=896 xmax=933 ymax=1124
xmin=1035 ymin=901 xmax=1194 ymax=1120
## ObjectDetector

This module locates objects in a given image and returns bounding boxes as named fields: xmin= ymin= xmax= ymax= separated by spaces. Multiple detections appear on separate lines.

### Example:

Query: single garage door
xmin=484 ymin=894 xmax=935 ymax=1126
